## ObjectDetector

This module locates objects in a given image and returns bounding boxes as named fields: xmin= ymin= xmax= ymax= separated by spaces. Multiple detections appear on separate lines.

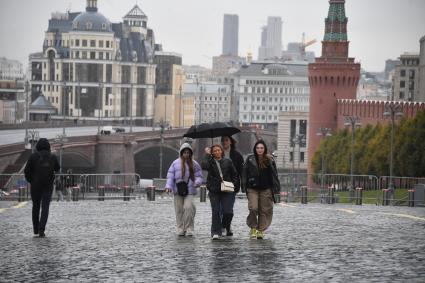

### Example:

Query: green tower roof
xmin=324 ymin=1 xmax=348 ymax=42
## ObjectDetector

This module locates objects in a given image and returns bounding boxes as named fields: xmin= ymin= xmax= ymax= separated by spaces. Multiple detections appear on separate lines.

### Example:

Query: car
xmin=113 ymin=127 xmax=125 ymax=133
xmin=100 ymin=126 xmax=113 ymax=135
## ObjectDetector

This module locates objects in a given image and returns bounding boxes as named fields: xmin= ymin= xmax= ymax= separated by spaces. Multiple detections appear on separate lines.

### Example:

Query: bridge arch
xmin=61 ymin=151 xmax=95 ymax=173
xmin=134 ymin=143 xmax=180 ymax=179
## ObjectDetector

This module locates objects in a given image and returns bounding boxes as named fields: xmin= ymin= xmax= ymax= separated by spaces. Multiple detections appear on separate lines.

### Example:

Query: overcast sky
xmin=1 ymin=0 xmax=424 ymax=72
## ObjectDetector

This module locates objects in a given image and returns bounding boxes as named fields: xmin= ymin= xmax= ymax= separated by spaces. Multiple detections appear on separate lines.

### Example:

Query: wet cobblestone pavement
xmin=1 ymin=198 xmax=424 ymax=282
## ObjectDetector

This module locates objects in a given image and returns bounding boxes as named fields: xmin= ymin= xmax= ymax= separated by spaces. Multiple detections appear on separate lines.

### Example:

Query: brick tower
xmin=307 ymin=0 xmax=361 ymax=176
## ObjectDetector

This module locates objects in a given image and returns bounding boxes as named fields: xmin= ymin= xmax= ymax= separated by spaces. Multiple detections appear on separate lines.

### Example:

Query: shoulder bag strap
xmin=214 ymin=160 xmax=224 ymax=181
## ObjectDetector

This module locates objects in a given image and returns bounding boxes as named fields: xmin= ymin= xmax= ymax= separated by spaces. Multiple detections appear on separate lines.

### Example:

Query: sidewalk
xmin=1 ymin=199 xmax=424 ymax=282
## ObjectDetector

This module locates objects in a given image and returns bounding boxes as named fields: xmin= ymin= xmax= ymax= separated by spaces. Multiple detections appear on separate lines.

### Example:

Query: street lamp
xmin=159 ymin=122 xmax=164 ymax=178
xmin=98 ymin=82 xmax=103 ymax=134
xmin=55 ymin=133 xmax=68 ymax=174
xmin=130 ymin=82 xmax=133 ymax=133
xmin=24 ymin=80 xmax=30 ymax=142
xmin=292 ymin=134 xmax=306 ymax=192
xmin=316 ymin=128 xmax=332 ymax=190
xmin=383 ymin=103 xmax=404 ymax=192
xmin=344 ymin=116 xmax=361 ymax=197
xmin=25 ymin=129 xmax=39 ymax=153
xmin=62 ymin=81 xmax=67 ymax=136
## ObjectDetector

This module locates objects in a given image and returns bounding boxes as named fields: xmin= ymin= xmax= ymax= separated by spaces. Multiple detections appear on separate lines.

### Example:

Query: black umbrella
xmin=183 ymin=122 xmax=241 ymax=140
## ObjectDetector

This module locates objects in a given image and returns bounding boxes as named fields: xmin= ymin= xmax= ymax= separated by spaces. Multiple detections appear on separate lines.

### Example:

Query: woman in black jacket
xmin=202 ymin=144 xmax=239 ymax=240
xmin=242 ymin=140 xmax=280 ymax=240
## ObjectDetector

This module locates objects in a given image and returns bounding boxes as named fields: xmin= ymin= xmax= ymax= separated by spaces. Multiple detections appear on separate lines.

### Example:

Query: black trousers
xmin=209 ymin=191 xmax=235 ymax=236
xmin=31 ymin=186 xmax=53 ymax=234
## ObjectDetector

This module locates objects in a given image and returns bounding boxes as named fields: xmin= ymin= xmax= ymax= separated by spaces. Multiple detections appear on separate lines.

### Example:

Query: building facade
xmin=183 ymin=81 xmax=232 ymax=124
xmin=392 ymin=53 xmax=420 ymax=102
xmin=29 ymin=0 xmax=157 ymax=125
xmin=154 ymin=52 xmax=184 ymax=127
xmin=0 ymin=57 xmax=24 ymax=80
xmin=222 ymin=14 xmax=238 ymax=57
xmin=276 ymin=111 xmax=308 ymax=171
xmin=233 ymin=61 xmax=310 ymax=128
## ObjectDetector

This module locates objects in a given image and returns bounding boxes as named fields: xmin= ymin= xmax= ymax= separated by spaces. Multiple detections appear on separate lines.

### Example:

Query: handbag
xmin=215 ymin=160 xmax=234 ymax=193
xmin=176 ymin=181 xmax=188 ymax=196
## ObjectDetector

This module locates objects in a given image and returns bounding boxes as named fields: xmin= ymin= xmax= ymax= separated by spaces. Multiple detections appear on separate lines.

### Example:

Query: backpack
xmin=34 ymin=152 xmax=55 ymax=185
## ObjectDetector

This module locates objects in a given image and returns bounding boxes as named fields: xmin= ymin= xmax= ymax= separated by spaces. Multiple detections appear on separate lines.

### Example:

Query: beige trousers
xmin=174 ymin=194 xmax=196 ymax=235
xmin=246 ymin=188 xmax=274 ymax=231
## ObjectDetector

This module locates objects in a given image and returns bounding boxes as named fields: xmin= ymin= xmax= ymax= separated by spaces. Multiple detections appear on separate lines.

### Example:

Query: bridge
xmin=0 ymin=127 xmax=277 ymax=179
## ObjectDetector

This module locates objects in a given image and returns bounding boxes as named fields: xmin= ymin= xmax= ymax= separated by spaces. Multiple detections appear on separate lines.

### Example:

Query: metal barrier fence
xmin=278 ymin=173 xmax=380 ymax=204
xmin=1 ymin=173 xmax=423 ymax=206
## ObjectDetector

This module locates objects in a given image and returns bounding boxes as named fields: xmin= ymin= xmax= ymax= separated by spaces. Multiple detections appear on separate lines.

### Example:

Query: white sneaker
xmin=212 ymin=234 xmax=220 ymax=240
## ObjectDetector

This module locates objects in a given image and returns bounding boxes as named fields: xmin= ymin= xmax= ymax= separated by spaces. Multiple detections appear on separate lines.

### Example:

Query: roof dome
xmin=72 ymin=11 xmax=112 ymax=32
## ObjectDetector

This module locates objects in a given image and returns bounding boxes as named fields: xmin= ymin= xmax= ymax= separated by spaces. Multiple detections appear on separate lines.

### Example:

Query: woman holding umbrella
xmin=242 ymin=140 xmax=280 ymax=239
xmin=202 ymin=144 xmax=239 ymax=240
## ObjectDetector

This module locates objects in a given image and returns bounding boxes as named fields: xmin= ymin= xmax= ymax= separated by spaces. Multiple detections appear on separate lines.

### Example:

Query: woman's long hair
xmin=180 ymin=151 xmax=195 ymax=181
xmin=253 ymin=140 xmax=270 ymax=169
xmin=221 ymin=136 xmax=237 ymax=151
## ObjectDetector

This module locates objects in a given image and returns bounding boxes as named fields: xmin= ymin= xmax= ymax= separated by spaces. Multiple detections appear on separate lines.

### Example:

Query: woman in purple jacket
xmin=165 ymin=143 xmax=203 ymax=236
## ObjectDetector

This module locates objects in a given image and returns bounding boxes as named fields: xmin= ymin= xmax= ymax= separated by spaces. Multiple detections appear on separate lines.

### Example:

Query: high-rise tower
xmin=222 ymin=14 xmax=239 ymax=56
xmin=307 ymin=0 xmax=361 ymax=175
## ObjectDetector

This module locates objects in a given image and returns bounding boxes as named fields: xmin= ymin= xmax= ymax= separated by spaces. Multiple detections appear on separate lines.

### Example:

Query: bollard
xmin=301 ymin=186 xmax=307 ymax=204
xmin=327 ymin=186 xmax=335 ymax=204
xmin=355 ymin=188 xmax=363 ymax=205
xmin=18 ymin=187 xmax=25 ymax=202
xmin=382 ymin=189 xmax=389 ymax=206
xmin=274 ymin=193 xmax=281 ymax=203
xmin=123 ymin=186 xmax=130 ymax=201
xmin=200 ymin=185 xmax=207 ymax=202
xmin=408 ymin=189 xmax=415 ymax=207
xmin=147 ymin=186 xmax=156 ymax=201
xmin=72 ymin=186 xmax=79 ymax=201
xmin=98 ymin=186 xmax=105 ymax=201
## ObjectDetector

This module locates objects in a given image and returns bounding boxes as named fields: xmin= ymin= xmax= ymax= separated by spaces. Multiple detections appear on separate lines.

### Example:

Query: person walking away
xmin=202 ymin=144 xmax=239 ymax=240
xmin=221 ymin=136 xmax=244 ymax=235
xmin=165 ymin=143 xmax=203 ymax=236
xmin=54 ymin=176 xmax=64 ymax=201
xmin=65 ymin=169 xmax=73 ymax=201
xmin=242 ymin=140 xmax=280 ymax=239
xmin=24 ymin=138 xmax=60 ymax=237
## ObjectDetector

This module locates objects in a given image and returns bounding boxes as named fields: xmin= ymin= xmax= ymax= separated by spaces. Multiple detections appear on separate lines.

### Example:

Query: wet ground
xmin=1 ymin=198 xmax=424 ymax=282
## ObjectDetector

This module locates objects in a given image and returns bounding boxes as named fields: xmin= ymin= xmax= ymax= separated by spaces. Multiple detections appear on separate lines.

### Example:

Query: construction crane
xmin=300 ymin=33 xmax=317 ymax=61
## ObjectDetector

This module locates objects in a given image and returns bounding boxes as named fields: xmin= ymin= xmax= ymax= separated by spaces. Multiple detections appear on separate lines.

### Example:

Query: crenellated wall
xmin=336 ymin=99 xmax=425 ymax=128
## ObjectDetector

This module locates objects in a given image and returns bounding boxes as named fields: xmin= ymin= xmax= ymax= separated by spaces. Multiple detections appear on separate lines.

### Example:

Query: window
xmin=99 ymin=40 xmax=103 ymax=48
xmin=399 ymin=91 xmax=405 ymax=99
xmin=400 ymin=81 xmax=405 ymax=88
xmin=90 ymin=40 xmax=96 ymax=47
xmin=106 ymin=53 xmax=109 ymax=60
xmin=102 ymin=23 xmax=107 ymax=30
xmin=75 ymin=39 xmax=80 ymax=47
xmin=300 ymin=152 xmax=305 ymax=163
xmin=86 ymin=22 xmax=92 ymax=30
xmin=82 ymin=51 xmax=87 ymax=59
xmin=90 ymin=52 xmax=95 ymax=59
xmin=75 ymin=51 xmax=79 ymax=59
xmin=99 ymin=52 xmax=103 ymax=60
xmin=82 ymin=40 xmax=87 ymax=47
xmin=400 ymin=69 xmax=406 ymax=77
xmin=106 ymin=41 xmax=110 ymax=48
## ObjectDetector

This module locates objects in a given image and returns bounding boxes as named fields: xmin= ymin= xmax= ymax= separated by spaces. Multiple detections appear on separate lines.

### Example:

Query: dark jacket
xmin=201 ymin=155 xmax=240 ymax=193
xmin=242 ymin=154 xmax=281 ymax=203
xmin=24 ymin=138 xmax=60 ymax=189
xmin=228 ymin=149 xmax=244 ymax=191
